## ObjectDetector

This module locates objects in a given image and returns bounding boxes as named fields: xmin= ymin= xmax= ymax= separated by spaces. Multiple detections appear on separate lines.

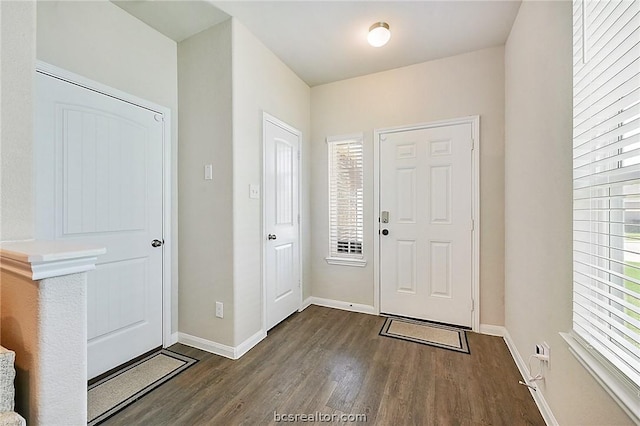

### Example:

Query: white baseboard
xmin=178 ymin=332 xmax=235 ymax=359
xmin=235 ymin=329 xmax=267 ymax=359
xmin=479 ymin=324 xmax=506 ymax=337
xmin=178 ymin=329 xmax=266 ymax=360
xmin=299 ymin=297 xmax=313 ymax=312
xmin=304 ymin=296 xmax=377 ymax=315
xmin=503 ymin=329 xmax=558 ymax=426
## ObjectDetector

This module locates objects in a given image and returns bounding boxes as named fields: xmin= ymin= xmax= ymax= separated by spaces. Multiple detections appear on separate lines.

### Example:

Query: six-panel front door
xmin=35 ymin=72 xmax=164 ymax=379
xmin=379 ymin=123 xmax=474 ymax=327
xmin=264 ymin=117 xmax=301 ymax=330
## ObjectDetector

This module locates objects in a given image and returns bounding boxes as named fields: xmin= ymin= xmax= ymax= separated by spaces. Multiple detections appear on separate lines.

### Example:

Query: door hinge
xmin=471 ymin=219 xmax=475 ymax=231
xmin=471 ymin=299 xmax=475 ymax=312
xmin=470 ymin=138 xmax=475 ymax=151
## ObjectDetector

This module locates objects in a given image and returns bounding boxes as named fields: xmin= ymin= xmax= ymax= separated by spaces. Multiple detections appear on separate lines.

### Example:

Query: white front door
xmin=264 ymin=115 xmax=301 ymax=330
xmin=35 ymin=72 xmax=164 ymax=378
xmin=379 ymin=123 xmax=474 ymax=327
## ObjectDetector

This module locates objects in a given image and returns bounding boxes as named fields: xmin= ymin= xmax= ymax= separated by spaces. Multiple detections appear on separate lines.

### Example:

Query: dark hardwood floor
xmin=103 ymin=306 xmax=544 ymax=425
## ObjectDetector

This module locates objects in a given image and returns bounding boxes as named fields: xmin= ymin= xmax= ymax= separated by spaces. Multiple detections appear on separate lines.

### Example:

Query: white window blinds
xmin=327 ymin=134 xmax=364 ymax=260
xmin=573 ymin=0 xmax=640 ymax=388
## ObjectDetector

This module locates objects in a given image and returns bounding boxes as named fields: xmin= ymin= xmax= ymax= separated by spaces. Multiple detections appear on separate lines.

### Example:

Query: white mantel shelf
xmin=0 ymin=240 xmax=106 ymax=280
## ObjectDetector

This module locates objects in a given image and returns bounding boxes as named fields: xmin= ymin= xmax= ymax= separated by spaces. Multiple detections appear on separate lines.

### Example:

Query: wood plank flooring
xmin=102 ymin=306 xmax=544 ymax=425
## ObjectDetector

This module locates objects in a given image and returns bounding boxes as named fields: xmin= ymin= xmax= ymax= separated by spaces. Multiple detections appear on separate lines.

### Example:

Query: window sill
xmin=325 ymin=257 xmax=367 ymax=267
xmin=560 ymin=332 xmax=640 ymax=422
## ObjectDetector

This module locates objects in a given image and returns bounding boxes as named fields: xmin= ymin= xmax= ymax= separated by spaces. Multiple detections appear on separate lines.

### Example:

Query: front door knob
xmin=381 ymin=229 xmax=389 ymax=236
xmin=268 ymin=234 xmax=277 ymax=240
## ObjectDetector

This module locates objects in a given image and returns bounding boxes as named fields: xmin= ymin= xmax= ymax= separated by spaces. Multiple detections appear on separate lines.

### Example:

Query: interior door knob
xmin=381 ymin=229 xmax=389 ymax=236
xmin=151 ymin=239 xmax=163 ymax=247
xmin=268 ymin=234 xmax=277 ymax=240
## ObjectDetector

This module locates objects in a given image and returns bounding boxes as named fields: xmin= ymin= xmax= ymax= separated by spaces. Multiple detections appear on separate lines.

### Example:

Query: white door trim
xmin=373 ymin=115 xmax=480 ymax=331
xmin=35 ymin=60 xmax=174 ymax=348
xmin=262 ymin=112 xmax=303 ymax=332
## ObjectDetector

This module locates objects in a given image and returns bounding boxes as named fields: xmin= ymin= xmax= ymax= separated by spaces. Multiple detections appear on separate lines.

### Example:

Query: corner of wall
xmin=230 ymin=18 xmax=311 ymax=347
xmin=177 ymin=18 xmax=235 ymax=347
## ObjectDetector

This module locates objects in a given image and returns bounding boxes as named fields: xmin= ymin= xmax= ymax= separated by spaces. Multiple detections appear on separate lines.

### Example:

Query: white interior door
xmin=379 ymin=123 xmax=473 ymax=327
xmin=35 ymin=72 xmax=164 ymax=379
xmin=264 ymin=116 xmax=301 ymax=331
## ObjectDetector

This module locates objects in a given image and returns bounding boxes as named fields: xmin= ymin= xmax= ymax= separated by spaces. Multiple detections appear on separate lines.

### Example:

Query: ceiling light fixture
xmin=367 ymin=22 xmax=391 ymax=47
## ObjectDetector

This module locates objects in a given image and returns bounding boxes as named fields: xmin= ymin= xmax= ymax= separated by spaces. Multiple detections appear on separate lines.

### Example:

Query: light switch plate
xmin=204 ymin=164 xmax=213 ymax=180
xmin=249 ymin=184 xmax=260 ymax=199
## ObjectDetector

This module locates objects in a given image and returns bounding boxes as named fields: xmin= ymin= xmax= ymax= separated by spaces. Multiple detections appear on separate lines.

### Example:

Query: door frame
xmin=35 ymin=61 xmax=174 ymax=348
xmin=261 ymin=112 xmax=303 ymax=332
xmin=373 ymin=115 xmax=480 ymax=331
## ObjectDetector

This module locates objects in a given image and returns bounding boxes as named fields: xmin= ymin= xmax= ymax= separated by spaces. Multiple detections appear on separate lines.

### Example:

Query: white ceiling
xmin=114 ymin=1 xmax=522 ymax=87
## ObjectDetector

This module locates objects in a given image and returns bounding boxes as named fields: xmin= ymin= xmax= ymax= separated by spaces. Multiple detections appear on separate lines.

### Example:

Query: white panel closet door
xmin=264 ymin=118 xmax=301 ymax=330
xmin=379 ymin=124 xmax=473 ymax=327
xmin=35 ymin=72 xmax=164 ymax=378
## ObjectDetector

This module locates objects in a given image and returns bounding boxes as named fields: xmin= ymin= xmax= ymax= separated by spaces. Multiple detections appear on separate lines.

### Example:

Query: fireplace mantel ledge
xmin=0 ymin=240 xmax=106 ymax=281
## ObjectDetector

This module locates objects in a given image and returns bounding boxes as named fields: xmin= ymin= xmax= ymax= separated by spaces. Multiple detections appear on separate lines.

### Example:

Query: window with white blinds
xmin=326 ymin=134 xmax=365 ymax=265
xmin=572 ymin=0 xmax=640 ymax=393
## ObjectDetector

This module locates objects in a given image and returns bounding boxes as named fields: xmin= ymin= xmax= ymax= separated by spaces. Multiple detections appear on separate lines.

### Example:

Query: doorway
xmin=263 ymin=113 xmax=302 ymax=331
xmin=34 ymin=63 xmax=171 ymax=379
xmin=375 ymin=117 xmax=480 ymax=329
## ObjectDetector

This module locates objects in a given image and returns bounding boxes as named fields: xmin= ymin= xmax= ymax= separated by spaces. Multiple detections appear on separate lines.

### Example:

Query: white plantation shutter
xmin=327 ymin=134 xmax=364 ymax=260
xmin=573 ymin=0 xmax=640 ymax=389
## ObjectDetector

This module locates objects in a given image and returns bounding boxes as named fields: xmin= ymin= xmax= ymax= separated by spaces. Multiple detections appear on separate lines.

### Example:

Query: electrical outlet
xmin=543 ymin=341 xmax=550 ymax=368
xmin=535 ymin=342 xmax=550 ymax=366
xmin=535 ymin=344 xmax=544 ymax=355
xmin=216 ymin=301 xmax=223 ymax=318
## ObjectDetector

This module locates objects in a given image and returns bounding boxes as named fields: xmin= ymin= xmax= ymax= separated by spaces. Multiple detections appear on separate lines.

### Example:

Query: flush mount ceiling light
xmin=367 ymin=22 xmax=391 ymax=47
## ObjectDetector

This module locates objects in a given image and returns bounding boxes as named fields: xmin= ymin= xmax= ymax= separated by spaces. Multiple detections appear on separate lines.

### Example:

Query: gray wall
xmin=504 ymin=1 xmax=631 ymax=423
xmin=178 ymin=20 xmax=235 ymax=345
xmin=310 ymin=46 xmax=506 ymax=327
xmin=0 ymin=0 xmax=36 ymax=242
